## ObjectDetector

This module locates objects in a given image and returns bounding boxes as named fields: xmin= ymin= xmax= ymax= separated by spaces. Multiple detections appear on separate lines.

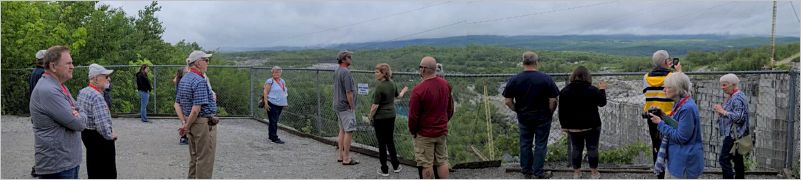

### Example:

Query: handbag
xmin=258 ymin=95 xmax=265 ymax=108
xmin=729 ymin=121 xmax=753 ymax=156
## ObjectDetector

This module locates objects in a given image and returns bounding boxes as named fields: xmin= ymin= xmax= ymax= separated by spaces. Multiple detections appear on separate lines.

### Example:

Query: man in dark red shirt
xmin=408 ymin=56 xmax=454 ymax=179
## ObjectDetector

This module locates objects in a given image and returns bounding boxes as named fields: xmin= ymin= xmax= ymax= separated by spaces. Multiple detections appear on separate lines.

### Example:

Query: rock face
xmin=495 ymin=72 xmax=799 ymax=170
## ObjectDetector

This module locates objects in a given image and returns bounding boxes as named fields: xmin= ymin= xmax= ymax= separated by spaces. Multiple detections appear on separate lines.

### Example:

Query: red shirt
xmin=408 ymin=77 xmax=454 ymax=138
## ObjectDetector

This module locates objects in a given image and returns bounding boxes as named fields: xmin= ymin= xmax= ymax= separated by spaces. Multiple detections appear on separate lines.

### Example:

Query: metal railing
xmin=3 ymin=65 xmax=798 ymax=170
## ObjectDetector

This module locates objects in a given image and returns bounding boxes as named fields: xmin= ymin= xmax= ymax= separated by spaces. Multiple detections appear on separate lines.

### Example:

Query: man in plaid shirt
xmin=177 ymin=50 xmax=218 ymax=179
xmin=77 ymin=64 xmax=117 ymax=178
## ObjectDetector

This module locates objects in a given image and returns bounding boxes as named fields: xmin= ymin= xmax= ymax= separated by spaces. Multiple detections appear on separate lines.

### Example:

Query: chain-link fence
xmin=3 ymin=65 xmax=798 ymax=170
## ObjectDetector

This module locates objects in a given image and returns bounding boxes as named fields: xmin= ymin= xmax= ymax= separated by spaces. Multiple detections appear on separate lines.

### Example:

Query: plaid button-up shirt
xmin=77 ymin=86 xmax=113 ymax=140
xmin=176 ymin=72 xmax=217 ymax=117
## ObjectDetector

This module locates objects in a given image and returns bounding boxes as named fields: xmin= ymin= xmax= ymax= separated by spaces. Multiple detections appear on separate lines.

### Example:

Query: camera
xmin=641 ymin=107 xmax=665 ymax=119
xmin=671 ymin=58 xmax=679 ymax=69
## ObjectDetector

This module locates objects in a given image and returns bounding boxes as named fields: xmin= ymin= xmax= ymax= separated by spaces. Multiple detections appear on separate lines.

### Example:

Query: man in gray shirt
xmin=334 ymin=50 xmax=359 ymax=165
xmin=29 ymin=45 xmax=87 ymax=179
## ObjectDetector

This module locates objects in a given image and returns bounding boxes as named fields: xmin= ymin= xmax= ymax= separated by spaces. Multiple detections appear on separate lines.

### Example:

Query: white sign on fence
xmin=357 ymin=83 xmax=369 ymax=95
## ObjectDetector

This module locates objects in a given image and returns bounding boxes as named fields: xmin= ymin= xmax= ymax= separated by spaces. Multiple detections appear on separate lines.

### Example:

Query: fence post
xmin=249 ymin=67 xmax=254 ymax=118
xmin=786 ymin=71 xmax=798 ymax=169
xmin=152 ymin=65 xmax=157 ymax=115
xmin=315 ymin=70 xmax=323 ymax=134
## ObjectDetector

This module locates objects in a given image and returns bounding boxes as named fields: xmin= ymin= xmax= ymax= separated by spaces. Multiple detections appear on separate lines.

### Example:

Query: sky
xmin=99 ymin=0 xmax=801 ymax=50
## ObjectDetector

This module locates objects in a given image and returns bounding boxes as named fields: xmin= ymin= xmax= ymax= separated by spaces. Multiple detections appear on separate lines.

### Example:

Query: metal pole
xmin=770 ymin=0 xmax=777 ymax=68
xmin=785 ymin=71 xmax=797 ymax=168
xmin=249 ymin=67 xmax=254 ymax=118
xmin=316 ymin=70 xmax=322 ymax=134
xmin=152 ymin=65 xmax=157 ymax=115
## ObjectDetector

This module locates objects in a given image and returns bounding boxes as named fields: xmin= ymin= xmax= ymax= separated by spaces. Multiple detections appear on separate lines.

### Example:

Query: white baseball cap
xmin=186 ymin=50 xmax=212 ymax=64
xmin=35 ymin=50 xmax=47 ymax=59
xmin=88 ymin=64 xmax=114 ymax=79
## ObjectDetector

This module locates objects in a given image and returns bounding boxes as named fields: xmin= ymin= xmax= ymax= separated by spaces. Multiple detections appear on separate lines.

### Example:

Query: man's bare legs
xmin=337 ymin=128 xmax=344 ymax=162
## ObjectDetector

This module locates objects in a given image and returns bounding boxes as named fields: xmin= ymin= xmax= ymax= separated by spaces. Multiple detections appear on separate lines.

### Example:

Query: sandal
xmin=342 ymin=159 xmax=359 ymax=165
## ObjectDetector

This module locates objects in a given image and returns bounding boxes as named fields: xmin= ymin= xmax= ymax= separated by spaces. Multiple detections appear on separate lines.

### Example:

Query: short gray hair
xmin=719 ymin=73 xmax=740 ymax=86
xmin=652 ymin=50 xmax=670 ymax=67
xmin=664 ymin=72 xmax=692 ymax=97
xmin=271 ymin=66 xmax=282 ymax=72
xmin=522 ymin=51 xmax=538 ymax=65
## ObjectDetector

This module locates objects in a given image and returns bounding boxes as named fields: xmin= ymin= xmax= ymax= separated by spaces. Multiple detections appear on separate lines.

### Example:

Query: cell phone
xmin=672 ymin=58 xmax=680 ymax=68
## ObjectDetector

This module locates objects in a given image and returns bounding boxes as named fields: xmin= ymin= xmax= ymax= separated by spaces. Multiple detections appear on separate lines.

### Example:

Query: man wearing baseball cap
xmin=333 ymin=50 xmax=360 ymax=165
xmin=176 ymin=50 xmax=219 ymax=178
xmin=77 ymin=64 xmax=117 ymax=178
xmin=28 ymin=50 xmax=48 ymax=101
xmin=28 ymin=49 xmax=47 ymax=177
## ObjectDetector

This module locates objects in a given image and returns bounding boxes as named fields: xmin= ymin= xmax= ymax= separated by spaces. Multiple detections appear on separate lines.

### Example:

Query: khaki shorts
xmin=413 ymin=135 xmax=449 ymax=168
xmin=336 ymin=111 xmax=357 ymax=132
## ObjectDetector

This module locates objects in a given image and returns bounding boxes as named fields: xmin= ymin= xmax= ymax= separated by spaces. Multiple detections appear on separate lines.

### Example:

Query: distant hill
xmin=223 ymin=34 xmax=800 ymax=56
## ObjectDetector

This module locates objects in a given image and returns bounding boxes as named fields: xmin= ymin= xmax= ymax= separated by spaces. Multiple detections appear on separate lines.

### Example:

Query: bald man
xmin=408 ymin=56 xmax=454 ymax=179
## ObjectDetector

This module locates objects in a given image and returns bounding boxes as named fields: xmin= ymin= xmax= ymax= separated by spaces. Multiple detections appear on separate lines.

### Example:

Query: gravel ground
xmin=2 ymin=115 xmax=783 ymax=179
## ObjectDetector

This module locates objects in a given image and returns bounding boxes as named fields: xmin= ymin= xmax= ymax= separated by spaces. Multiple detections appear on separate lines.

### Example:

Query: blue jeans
xmin=38 ymin=165 xmax=79 ymax=179
xmin=518 ymin=120 xmax=551 ymax=176
xmin=138 ymin=91 xmax=149 ymax=122
xmin=267 ymin=102 xmax=284 ymax=141
xmin=719 ymin=136 xmax=745 ymax=179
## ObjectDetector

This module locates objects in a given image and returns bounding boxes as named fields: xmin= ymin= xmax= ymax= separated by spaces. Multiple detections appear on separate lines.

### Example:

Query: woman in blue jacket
xmin=648 ymin=72 xmax=704 ymax=179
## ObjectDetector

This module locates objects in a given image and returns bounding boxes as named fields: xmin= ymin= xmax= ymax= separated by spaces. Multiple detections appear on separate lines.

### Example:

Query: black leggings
xmin=568 ymin=127 xmax=600 ymax=169
xmin=648 ymin=120 xmax=665 ymax=179
xmin=373 ymin=117 xmax=400 ymax=170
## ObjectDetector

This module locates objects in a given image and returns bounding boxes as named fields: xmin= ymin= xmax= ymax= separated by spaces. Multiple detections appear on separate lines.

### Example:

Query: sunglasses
xmin=418 ymin=65 xmax=432 ymax=69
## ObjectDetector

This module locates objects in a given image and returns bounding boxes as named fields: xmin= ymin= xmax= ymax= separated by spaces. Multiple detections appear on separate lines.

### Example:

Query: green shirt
xmin=372 ymin=80 xmax=398 ymax=120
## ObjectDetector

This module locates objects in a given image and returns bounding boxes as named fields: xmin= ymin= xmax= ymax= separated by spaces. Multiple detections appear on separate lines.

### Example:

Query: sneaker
xmin=377 ymin=167 xmax=389 ymax=177
xmin=271 ymin=139 xmax=285 ymax=144
xmin=392 ymin=165 xmax=403 ymax=173
xmin=534 ymin=171 xmax=553 ymax=179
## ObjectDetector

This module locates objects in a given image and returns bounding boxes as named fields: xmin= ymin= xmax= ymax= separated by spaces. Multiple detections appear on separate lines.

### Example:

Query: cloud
xmin=100 ymin=0 xmax=801 ymax=49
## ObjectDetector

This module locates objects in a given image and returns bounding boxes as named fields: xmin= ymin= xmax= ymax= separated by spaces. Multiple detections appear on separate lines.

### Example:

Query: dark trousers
xmin=568 ymin=127 xmax=601 ymax=169
xmin=81 ymin=130 xmax=117 ymax=179
xmin=373 ymin=117 xmax=400 ymax=171
xmin=648 ymin=120 xmax=665 ymax=179
xmin=38 ymin=165 xmax=79 ymax=179
xmin=519 ymin=120 xmax=551 ymax=177
xmin=267 ymin=102 xmax=284 ymax=141
xmin=719 ymin=136 xmax=746 ymax=179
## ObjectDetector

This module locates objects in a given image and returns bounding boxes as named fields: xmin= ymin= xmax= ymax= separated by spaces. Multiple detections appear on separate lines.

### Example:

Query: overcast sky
xmin=100 ymin=0 xmax=801 ymax=49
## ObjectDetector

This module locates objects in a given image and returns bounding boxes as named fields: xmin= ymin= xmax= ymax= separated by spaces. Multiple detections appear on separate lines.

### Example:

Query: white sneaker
xmin=393 ymin=165 xmax=403 ymax=173
xmin=377 ymin=168 xmax=389 ymax=177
